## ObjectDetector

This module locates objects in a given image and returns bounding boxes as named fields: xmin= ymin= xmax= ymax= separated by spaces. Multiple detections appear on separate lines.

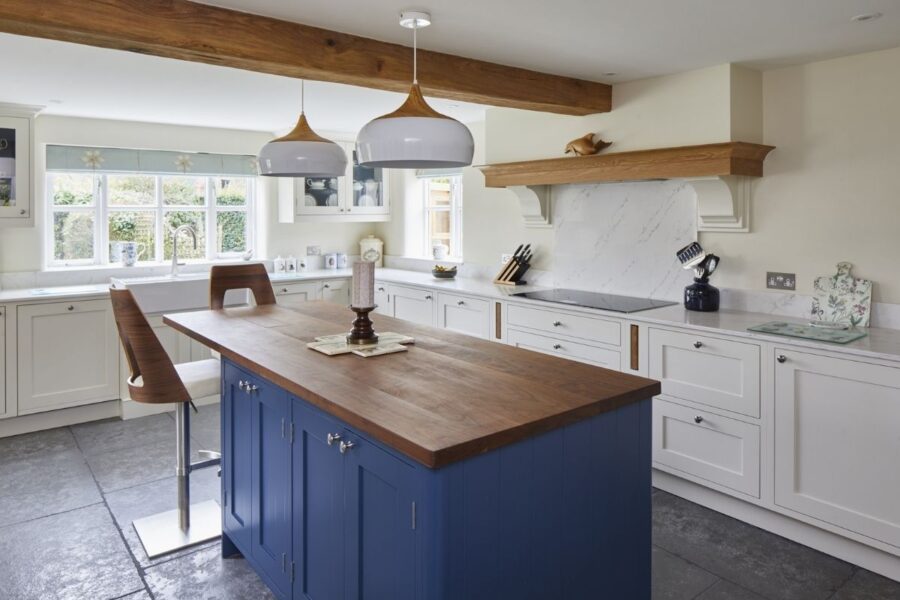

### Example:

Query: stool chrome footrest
xmin=133 ymin=499 xmax=221 ymax=559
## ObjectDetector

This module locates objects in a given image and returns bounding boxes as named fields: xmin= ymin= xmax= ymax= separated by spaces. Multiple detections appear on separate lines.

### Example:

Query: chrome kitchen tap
xmin=171 ymin=224 xmax=198 ymax=277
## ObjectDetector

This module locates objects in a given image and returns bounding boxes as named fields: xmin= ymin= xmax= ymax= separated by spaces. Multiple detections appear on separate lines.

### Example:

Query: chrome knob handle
xmin=238 ymin=380 xmax=245 ymax=390
xmin=777 ymin=355 xmax=787 ymax=363
xmin=552 ymin=321 xmax=562 ymax=327
xmin=693 ymin=341 xmax=703 ymax=349
xmin=323 ymin=283 xmax=330 ymax=289
xmin=377 ymin=287 xmax=385 ymax=292
xmin=326 ymin=433 xmax=342 ymax=446
xmin=553 ymin=343 xmax=562 ymax=350
xmin=67 ymin=305 xmax=75 ymax=311
xmin=248 ymin=384 xmax=258 ymax=394
xmin=694 ymin=415 xmax=704 ymax=424
xmin=425 ymin=295 xmax=433 ymax=300
xmin=20 ymin=209 xmax=26 ymax=215
xmin=457 ymin=300 xmax=465 ymax=306
xmin=339 ymin=440 xmax=355 ymax=454
xmin=281 ymin=288 xmax=288 ymax=293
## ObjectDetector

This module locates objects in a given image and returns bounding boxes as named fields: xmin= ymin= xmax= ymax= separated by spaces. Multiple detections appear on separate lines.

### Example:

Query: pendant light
xmin=356 ymin=11 xmax=474 ymax=169
xmin=258 ymin=80 xmax=348 ymax=177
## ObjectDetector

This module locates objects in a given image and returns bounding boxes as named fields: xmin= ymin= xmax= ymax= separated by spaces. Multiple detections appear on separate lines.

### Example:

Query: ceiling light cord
xmin=412 ymin=24 xmax=418 ymax=84
xmin=301 ymin=79 xmax=305 ymax=115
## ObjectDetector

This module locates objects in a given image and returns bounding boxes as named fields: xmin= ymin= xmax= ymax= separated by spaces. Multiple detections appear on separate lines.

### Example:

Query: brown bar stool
xmin=209 ymin=263 xmax=276 ymax=309
xmin=110 ymin=286 xmax=222 ymax=558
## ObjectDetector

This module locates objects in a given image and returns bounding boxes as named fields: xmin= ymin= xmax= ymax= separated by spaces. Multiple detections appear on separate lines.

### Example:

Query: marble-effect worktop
xmin=1 ymin=266 xmax=899 ymax=364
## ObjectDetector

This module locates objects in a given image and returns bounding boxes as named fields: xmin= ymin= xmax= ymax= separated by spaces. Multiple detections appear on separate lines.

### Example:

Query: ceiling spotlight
xmin=603 ymin=72 xmax=618 ymax=77
xmin=851 ymin=12 xmax=883 ymax=22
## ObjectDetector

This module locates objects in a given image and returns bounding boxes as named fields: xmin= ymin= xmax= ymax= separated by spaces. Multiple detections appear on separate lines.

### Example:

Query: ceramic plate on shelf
xmin=304 ymin=194 xmax=317 ymax=206
xmin=811 ymin=262 xmax=873 ymax=327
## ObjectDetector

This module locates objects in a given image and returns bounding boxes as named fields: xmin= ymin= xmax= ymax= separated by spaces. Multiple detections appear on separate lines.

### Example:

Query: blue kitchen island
xmin=165 ymin=302 xmax=660 ymax=600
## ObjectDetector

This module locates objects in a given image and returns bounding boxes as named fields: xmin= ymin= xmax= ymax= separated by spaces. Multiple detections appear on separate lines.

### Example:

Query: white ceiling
xmin=0 ymin=34 xmax=487 ymax=135
xmin=2 ymin=1 xmax=899 ymax=133
xmin=197 ymin=0 xmax=900 ymax=80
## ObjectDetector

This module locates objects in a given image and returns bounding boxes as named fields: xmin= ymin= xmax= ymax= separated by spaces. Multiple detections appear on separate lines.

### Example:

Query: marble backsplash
xmin=550 ymin=180 xmax=696 ymax=300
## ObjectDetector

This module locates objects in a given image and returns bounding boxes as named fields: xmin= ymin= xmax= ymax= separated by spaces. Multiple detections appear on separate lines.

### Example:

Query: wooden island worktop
xmin=165 ymin=301 xmax=659 ymax=600
xmin=164 ymin=301 xmax=660 ymax=468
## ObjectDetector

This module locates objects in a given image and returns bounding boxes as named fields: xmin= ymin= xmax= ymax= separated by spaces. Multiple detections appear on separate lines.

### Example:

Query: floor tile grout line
xmin=689 ymin=576 xmax=722 ymax=600
xmin=652 ymin=543 xmax=777 ymax=600
xmin=69 ymin=425 xmax=158 ymax=600
xmin=823 ymin=565 xmax=859 ymax=600
xmin=0 ymin=500 xmax=106 ymax=530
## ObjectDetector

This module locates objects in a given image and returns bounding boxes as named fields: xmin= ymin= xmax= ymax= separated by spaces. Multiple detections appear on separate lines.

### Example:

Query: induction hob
xmin=511 ymin=289 xmax=677 ymax=313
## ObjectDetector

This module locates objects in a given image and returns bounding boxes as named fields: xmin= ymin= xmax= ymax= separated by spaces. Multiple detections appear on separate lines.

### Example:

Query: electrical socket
xmin=767 ymin=272 xmax=796 ymax=290
xmin=501 ymin=253 xmax=513 ymax=265
xmin=306 ymin=245 xmax=321 ymax=256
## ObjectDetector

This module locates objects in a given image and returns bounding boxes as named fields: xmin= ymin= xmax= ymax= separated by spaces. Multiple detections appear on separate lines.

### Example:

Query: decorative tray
xmin=747 ymin=321 xmax=867 ymax=344
xmin=307 ymin=332 xmax=415 ymax=357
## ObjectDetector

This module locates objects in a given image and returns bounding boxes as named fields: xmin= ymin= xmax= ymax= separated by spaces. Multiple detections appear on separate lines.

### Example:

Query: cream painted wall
xmin=704 ymin=45 xmax=900 ymax=304
xmin=0 ymin=115 xmax=372 ymax=273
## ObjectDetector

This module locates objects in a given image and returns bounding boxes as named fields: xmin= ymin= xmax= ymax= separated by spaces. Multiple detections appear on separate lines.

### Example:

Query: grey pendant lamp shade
xmin=356 ymin=12 xmax=474 ymax=169
xmin=258 ymin=81 xmax=348 ymax=177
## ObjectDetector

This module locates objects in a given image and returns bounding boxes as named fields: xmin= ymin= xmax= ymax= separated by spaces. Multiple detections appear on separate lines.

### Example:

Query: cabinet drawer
xmin=389 ymin=285 xmax=435 ymax=327
xmin=648 ymin=328 xmax=760 ymax=418
xmin=373 ymin=281 xmax=390 ymax=315
xmin=320 ymin=279 xmax=350 ymax=305
xmin=437 ymin=293 xmax=490 ymax=339
xmin=274 ymin=282 xmax=319 ymax=308
xmin=653 ymin=398 xmax=760 ymax=497
xmin=508 ymin=328 xmax=620 ymax=369
xmin=507 ymin=304 xmax=621 ymax=346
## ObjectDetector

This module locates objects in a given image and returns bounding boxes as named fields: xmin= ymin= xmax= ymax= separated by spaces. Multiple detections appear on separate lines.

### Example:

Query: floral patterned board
xmin=748 ymin=321 xmax=868 ymax=344
xmin=811 ymin=262 xmax=872 ymax=327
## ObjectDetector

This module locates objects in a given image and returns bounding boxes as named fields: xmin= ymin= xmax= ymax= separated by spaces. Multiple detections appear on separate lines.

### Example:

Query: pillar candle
xmin=352 ymin=261 xmax=375 ymax=308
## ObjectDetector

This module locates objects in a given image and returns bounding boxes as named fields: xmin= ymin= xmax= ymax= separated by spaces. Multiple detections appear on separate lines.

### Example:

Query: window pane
xmin=163 ymin=211 xmax=206 ymax=260
xmin=214 ymin=177 xmax=248 ymax=206
xmin=108 ymin=174 xmax=155 ymax=206
xmin=426 ymin=178 xmax=451 ymax=207
xmin=51 ymin=173 xmax=94 ymax=206
xmin=108 ymin=211 xmax=156 ymax=262
xmin=53 ymin=211 xmax=94 ymax=261
xmin=163 ymin=176 xmax=206 ymax=206
xmin=0 ymin=179 xmax=10 ymax=207
xmin=428 ymin=209 xmax=452 ymax=255
xmin=217 ymin=211 xmax=247 ymax=254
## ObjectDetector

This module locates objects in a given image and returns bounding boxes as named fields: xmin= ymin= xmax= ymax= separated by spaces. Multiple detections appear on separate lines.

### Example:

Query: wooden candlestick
xmin=347 ymin=306 xmax=378 ymax=345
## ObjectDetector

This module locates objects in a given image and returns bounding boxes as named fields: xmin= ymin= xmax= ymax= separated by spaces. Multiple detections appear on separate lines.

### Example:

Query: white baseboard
xmin=120 ymin=395 xmax=220 ymax=420
xmin=653 ymin=470 xmax=900 ymax=583
xmin=0 ymin=401 xmax=121 ymax=438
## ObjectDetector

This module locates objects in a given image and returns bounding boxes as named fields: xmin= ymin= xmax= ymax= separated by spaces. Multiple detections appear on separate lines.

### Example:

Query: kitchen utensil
xmin=675 ymin=241 xmax=721 ymax=311
xmin=676 ymin=242 xmax=706 ymax=269
xmin=811 ymin=262 xmax=872 ymax=327
xmin=494 ymin=244 xmax=531 ymax=286
xmin=497 ymin=244 xmax=528 ymax=282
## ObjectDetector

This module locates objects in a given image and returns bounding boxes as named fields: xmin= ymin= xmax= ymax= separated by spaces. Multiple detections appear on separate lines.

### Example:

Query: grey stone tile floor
xmin=0 ymin=405 xmax=897 ymax=599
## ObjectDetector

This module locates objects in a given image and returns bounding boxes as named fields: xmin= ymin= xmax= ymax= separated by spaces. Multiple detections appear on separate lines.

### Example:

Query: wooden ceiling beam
xmin=0 ymin=0 xmax=612 ymax=115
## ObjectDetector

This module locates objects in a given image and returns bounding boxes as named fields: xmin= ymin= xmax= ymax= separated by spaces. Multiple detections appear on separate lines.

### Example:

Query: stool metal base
xmin=134 ymin=499 xmax=221 ymax=559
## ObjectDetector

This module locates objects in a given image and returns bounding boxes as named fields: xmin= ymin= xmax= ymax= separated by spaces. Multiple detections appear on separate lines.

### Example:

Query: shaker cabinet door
xmin=343 ymin=432 xmax=417 ymax=600
xmin=774 ymin=350 xmax=900 ymax=548
xmin=222 ymin=363 xmax=254 ymax=551
xmin=293 ymin=400 xmax=347 ymax=600
xmin=250 ymin=381 xmax=292 ymax=597
xmin=390 ymin=285 xmax=436 ymax=327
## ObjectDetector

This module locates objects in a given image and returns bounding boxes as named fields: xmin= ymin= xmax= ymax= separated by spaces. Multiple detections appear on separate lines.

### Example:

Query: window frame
xmin=46 ymin=172 xmax=254 ymax=268
xmin=421 ymin=174 xmax=463 ymax=260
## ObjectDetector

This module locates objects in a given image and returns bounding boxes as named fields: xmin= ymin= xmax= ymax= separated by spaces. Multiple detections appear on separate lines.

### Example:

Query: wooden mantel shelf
xmin=477 ymin=142 xmax=774 ymax=188
xmin=477 ymin=142 xmax=775 ymax=233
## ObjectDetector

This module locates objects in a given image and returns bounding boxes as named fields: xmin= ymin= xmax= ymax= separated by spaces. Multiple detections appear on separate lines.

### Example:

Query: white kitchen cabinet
xmin=0 ymin=306 xmax=6 ymax=418
xmin=648 ymin=328 xmax=760 ymax=418
xmin=388 ymin=285 xmax=435 ymax=327
xmin=507 ymin=304 xmax=621 ymax=346
xmin=289 ymin=142 xmax=390 ymax=223
xmin=274 ymin=282 xmax=320 ymax=309
xmin=774 ymin=349 xmax=900 ymax=548
xmin=653 ymin=397 xmax=760 ymax=498
xmin=320 ymin=279 xmax=350 ymax=305
xmin=0 ymin=105 xmax=39 ymax=226
xmin=17 ymin=299 xmax=119 ymax=415
xmin=373 ymin=281 xmax=390 ymax=316
xmin=437 ymin=292 xmax=491 ymax=339
xmin=507 ymin=327 xmax=621 ymax=368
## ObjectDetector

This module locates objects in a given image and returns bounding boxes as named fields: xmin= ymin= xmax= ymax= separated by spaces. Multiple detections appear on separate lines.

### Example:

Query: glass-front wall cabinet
xmin=294 ymin=142 xmax=389 ymax=221
xmin=0 ymin=114 xmax=33 ymax=222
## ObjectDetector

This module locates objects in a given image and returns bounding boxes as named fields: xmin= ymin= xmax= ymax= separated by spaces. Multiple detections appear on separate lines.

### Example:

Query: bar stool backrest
xmin=110 ymin=287 xmax=191 ymax=405
xmin=209 ymin=263 xmax=277 ymax=310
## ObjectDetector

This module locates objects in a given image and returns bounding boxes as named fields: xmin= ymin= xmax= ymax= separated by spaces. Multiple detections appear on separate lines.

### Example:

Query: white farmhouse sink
xmin=111 ymin=274 xmax=215 ymax=313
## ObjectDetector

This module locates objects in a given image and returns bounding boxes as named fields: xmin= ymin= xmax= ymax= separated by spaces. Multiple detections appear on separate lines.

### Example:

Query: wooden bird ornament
xmin=564 ymin=133 xmax=612 ymax=156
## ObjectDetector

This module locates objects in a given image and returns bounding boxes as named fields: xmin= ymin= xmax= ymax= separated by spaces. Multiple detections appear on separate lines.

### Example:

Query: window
xmin=48 ymin=173 xmax=253 ymax=266
xmin=421 ymin=175 xmax=462 ymax=259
